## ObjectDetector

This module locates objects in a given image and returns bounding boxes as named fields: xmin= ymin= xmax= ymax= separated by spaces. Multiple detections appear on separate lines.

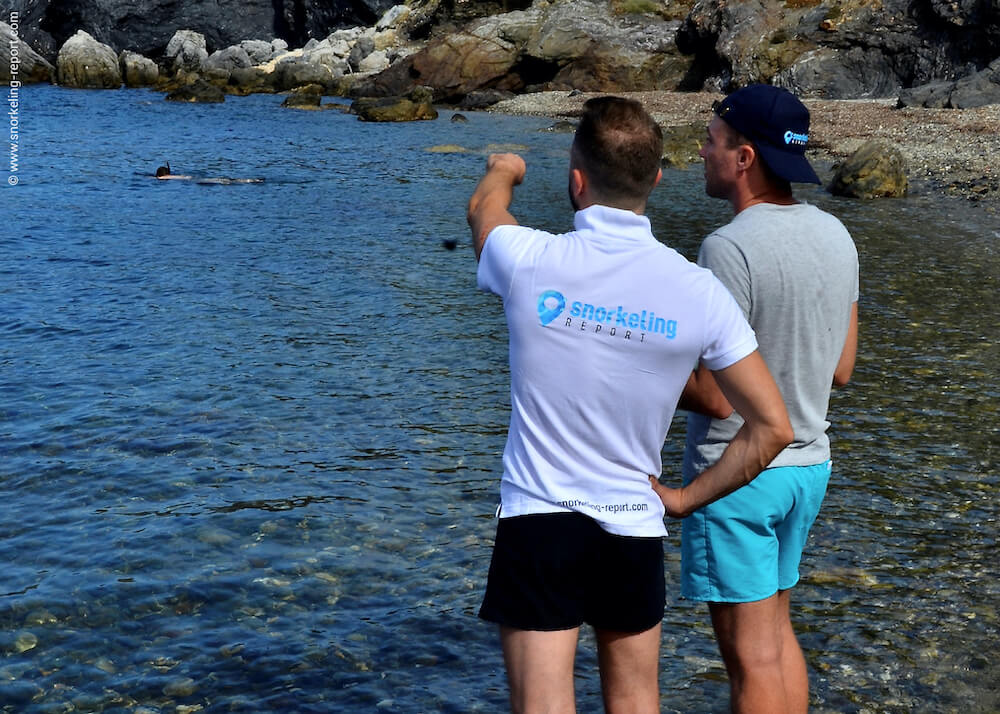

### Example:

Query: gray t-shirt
xmin=683 ymin=202 xmax=859 ymax=480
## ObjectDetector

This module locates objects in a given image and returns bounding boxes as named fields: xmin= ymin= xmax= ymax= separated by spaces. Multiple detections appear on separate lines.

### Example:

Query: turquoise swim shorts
xmin=680 ymin=461 xmax=832 ymax=603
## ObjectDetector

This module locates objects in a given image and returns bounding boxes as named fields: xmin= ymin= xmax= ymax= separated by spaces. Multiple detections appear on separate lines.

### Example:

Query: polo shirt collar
xmin=573 ymin=204 xmax=653 ymax=242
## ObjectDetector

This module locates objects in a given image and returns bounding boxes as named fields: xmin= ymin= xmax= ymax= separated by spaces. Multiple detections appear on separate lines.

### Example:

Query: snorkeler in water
xmin=154 ymin=162 xmax=193 ymax=180
xmin=154 ymin=162 xmax=262 ymax=184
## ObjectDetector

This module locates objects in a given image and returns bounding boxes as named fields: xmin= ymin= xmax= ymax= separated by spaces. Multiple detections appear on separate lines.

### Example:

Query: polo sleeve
xmin=477 ymin=224 xmax=549 ymax=300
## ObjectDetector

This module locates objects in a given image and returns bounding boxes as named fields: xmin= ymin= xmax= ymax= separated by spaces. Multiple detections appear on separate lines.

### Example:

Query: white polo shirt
xmin=478 ymin=205 xmax=756 ymax=537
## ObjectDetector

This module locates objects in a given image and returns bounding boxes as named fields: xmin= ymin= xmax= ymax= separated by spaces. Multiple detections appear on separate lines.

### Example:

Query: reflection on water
xmin=1 ymin=87 xmax=997 ymax=712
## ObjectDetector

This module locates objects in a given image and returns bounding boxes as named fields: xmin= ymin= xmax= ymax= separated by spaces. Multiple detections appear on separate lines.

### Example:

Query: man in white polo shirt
xmin=466 ymin=96 xmax=793 ymax=713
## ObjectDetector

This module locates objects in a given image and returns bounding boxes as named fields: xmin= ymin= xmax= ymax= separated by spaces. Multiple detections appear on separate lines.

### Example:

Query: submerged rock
xmin=829 ymin=141 xmax=908 ymax=198
xmin=14 ymin=631 xmax=38 ymax=653
xmin=56 ymin=30 xmax=121 ymax=88
xmin=660 ymin=121 xmax=706 ymax=168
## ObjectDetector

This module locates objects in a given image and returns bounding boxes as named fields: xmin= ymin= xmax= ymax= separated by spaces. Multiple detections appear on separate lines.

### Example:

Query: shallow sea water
xmin=0 ymin=86 xmax=997 ymax=712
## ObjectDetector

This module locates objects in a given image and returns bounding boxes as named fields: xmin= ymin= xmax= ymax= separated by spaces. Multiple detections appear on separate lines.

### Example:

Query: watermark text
xmin=7 ymin=10 xmax=20 ymax=185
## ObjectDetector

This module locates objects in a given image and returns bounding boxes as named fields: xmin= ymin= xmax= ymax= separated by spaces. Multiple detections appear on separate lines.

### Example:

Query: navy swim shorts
xmin=479 ymin=512 xmax=665 ymax=632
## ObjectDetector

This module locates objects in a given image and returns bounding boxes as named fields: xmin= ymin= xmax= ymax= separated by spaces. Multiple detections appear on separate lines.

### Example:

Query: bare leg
xmin=709 ymin=594 xmax=789 ymax=714
xmin=500 ymin=626 xmax=580 ymax=714
xmin=595 ymin=623 xmax=662 ymax=714
xmin=776 ymin=590 xmax=808 ymax=713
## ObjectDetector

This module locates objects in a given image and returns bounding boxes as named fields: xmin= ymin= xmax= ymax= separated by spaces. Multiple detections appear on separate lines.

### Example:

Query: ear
xmin=570 ymin=167 xmax=586 ymax=199
xmin=736 ymin=144 xmax=757 ymax=172
xmin=653 ymin=167 xmax=663 ymax=189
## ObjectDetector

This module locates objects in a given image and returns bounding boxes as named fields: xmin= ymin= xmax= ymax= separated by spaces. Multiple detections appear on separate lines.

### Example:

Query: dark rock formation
xmin=56 ymin=29 xmax=121 ymax=88
xmin=829 ymin=141 xmax=908 ymax=198
xmin=14 ymin=0 xmax=397 ymax=62
xmin=1 ymin=21 xmax=55 ymax=83
xmin=458 ymin=89 xmax=516 ymax=109
xmin=9 ymin=0 xmax=1000 ymax=108
xmin=281 ymin=85 xmax=324 ymax=109
xmin=165 ymin=77 xmax=225 ymax=102
xmin=5 ymin=2 xmax=58 ymax=61
xmin=677 ymin=0 xmax=1000 ymax=98
xmin=351 ymin=86 xmax=438 ymax=121
xmin=226 ymin=67 xmax=279 ymax=95
xmin=899 ymin=59 xmax=1000 ymax=108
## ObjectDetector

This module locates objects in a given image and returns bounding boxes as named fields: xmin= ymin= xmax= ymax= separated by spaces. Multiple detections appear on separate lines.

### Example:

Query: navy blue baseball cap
xmin=713 ymin=84 xmax=821 ymax=184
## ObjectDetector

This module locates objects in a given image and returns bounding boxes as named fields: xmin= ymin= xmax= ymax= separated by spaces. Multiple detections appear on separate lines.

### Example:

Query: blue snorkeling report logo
xmin=536 ymin=289 xmax=677 ymax=341
xmin=784 ymin=129 xmax=809 ymax=146
xmin=537 ymin=290 xmax=566 ymax=325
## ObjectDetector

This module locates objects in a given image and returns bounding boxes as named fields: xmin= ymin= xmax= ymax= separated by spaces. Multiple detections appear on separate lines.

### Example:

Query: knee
xmin=720 ymin=637 xmax=784 ymax=676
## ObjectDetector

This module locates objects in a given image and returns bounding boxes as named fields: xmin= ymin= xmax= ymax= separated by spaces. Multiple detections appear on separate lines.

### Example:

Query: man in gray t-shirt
xmin=668 ymin=84 xmax=859 ymax=713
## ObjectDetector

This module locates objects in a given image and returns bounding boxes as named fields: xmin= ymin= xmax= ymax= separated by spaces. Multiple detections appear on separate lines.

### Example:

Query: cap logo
xmin=784 ymin=130 xmax=809 ymax=146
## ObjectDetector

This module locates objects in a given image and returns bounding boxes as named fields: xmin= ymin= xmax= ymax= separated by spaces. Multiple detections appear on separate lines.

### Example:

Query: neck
xmin=731 ymin=185 xmax=796 ymax=215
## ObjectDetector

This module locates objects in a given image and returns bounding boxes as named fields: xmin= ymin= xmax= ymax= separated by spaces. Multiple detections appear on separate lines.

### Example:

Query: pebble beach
xmin=490 ymin=90 xmax=1000 ymax=210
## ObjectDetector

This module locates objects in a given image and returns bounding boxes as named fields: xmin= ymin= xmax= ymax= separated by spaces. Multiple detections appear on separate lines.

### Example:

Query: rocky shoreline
xmin=4 ymin=0 xmax=998 ymax=208
xmin=489 ymin=90 xmax=1000 ymax=210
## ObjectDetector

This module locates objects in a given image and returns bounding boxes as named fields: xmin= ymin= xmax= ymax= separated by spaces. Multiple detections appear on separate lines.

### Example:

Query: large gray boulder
xmin=166 ymin=30 xmax=208 ymax=74
xmin=0 ymin=21 xmax=54 ymax=83
xmin=56 ymin=30 xmax=121 ymax=88
xmin=239 ymin=39 xmax=279 ymax=65
xmin=119 ymin=50 xmax=158 ymax=87
xmin=269 ymin=51 xmax=345 ymax=92
xmin=204 ymin=46 xmax=253 ymax=73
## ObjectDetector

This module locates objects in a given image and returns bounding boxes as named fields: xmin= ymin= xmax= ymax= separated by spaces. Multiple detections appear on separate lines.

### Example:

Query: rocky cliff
xmin=678 ymin=0 xmax=1000 ymax=97
xmin=9 ymin=0 xmax=398 ymax=60
xmin=8 ymin=0 xmax=1000 ymax=101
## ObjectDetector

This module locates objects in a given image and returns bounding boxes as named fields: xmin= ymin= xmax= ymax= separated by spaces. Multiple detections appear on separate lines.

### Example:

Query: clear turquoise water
xmin=1 ymin=85 xmax=997 ymax=712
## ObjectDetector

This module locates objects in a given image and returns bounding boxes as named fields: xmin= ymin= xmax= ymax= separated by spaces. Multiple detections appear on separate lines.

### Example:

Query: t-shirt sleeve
xmin=700 ymin=276 xmax=758 ymax=372
xmin=477 ymin=224 xmax=549 ymax=300
xmin=697 ymin=232 xmax=751 ymax=319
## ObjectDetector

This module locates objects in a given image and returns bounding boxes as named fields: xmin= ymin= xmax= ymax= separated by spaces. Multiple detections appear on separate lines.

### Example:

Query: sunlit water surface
xmin=1 ymin=86 xmax=997 ymax=713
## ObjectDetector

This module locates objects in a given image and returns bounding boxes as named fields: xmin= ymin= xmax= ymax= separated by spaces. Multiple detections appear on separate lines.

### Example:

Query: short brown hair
xmin=572 ymin=96 xmax=663 ymax=205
